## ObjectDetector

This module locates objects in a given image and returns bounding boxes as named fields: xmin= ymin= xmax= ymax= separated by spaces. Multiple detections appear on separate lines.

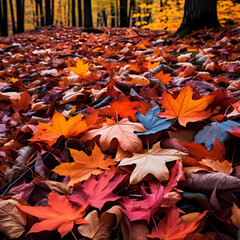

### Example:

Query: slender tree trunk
xmin=110 ymin=0 xmax=115 ymax=27
xmin=36 ymin=0 xmax=39 ymax=26
xmin=17 ymin=0 xmax=25 ymax=33
xmin=45 ymin=0 xmax=53 ymax=26
xmin=102 ymin=10 xmax=107 ymax=27
xmin=39 ymin=0 xmax=44 ymax=26
xmin=72 ymin=0 xmax=76 ymax=26
xmin=10 ymin=0 xmax=16 ymax=34
xmin=0 ymin=0 xmax=2 ymax=36
xmin=1 ymin=0 xmax=8 ymax=36
xmin=84 ymin=0 xmax=93 ymax=27
xmin=51 ymin=0 xmax=54 ymax=23
xmin=128 ymin=0 xmax=135 ymax=27
xmin=177 ymin=0 xmax=221 ymax=33
xmin=78 ymin=0 xmax=82 ymax=26
xmin=120 ymin=0 xmax=128 ymax=27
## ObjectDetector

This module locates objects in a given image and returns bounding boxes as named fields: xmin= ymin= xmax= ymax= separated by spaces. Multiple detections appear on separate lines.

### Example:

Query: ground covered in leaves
xmin=0 ymin=25 xmax=240 ymax=240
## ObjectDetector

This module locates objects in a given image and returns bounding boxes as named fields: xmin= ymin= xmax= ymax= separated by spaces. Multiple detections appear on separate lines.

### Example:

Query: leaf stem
xmin=151 ymin=217 xmax=161 ymax=240
xmin=71 ymin=230 xmax=78 ymax=240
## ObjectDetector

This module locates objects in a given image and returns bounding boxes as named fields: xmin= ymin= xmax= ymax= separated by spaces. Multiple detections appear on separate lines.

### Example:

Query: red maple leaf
xmin=68 ymin=168 xmax=126 ymax=210
xmin=121 ymin=181 xmax=164 ymax=223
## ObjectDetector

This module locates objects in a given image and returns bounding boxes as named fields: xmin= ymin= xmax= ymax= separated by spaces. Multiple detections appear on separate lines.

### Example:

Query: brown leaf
xmin=121 ymin=215 xmax=149 ymax=240
xmin=180 ymin=173 xmax=240 ymax=192
xmin=0 ymin=199 xmax=27 ymax=239
xmin=78 ymin=206 xmax=122 ymax=239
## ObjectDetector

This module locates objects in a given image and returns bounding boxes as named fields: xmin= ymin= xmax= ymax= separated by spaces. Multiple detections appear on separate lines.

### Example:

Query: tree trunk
xmin=102 ymin=10 xmax=107 ymax=27
xmin=176 ymin=0 xmax=221 ymax=34
xmin=39 ymin=0 xmax=44 ymax=26
xmin=110 ymin=0 xmax=115 ymax=27
xmin=45 ymin=0 xmax=53 ymax=26
xmin=10 ymin=0 xmax=16 ymax=34
xmin=1 ymin=0 xmax=8 ymax=36
xmin=78 ymin=0 xmax=82 ymax=26
xmin=120 ymin=0 xmax=128 ymax=27
xmin=51 ymin=0 xmax=54 ymax=23
xmin=17 ymin=0 xmax=25 ymax=33
xmin=72 ymin=0 xmax=76 ymax=26
xmin=84 ymin=0 xmax=93 ymax=27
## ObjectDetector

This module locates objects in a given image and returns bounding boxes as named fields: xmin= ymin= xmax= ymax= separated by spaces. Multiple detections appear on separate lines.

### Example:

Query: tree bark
xmin=72 ymin=0 xmax=76 ymax=26
xmin=111 ymin=0 xmax=115 ymax=27
xmin=45 ymin=0 xmax=53 ymax=26
xmin=177 ymin=0 xmax=221 ymax=34
xmin=10 ymin=0 xmax=16 ymax=34
xmin=16 ymin=0 xmax=25 ymax=33
xmin=120 ymin=0 xmax=128 ymax=27
xmin=1 ymin=0 xmax=8 ymax=36
xmin=78 ymin=0 xmax=82 ymax=26
xmin=84 ymin=0 xmax=93 ymax=27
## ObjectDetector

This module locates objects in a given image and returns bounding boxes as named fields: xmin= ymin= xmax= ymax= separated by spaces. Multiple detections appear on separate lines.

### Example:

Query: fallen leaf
xmin=31 ymin=110 xmax=97 ymax=146
xmin=119 ymin=141 xmax=187 ymax=184
xmin=17 ymin=191 xmax=87 ymax=238
xmin=10 ymin=90 xmax=31 ymax=112
xmin=0 ymin=198 xmax=27 ymax=239
xmin=155 ymin=71 xmax=173 ymax=85
xmin=127 ymin=74 xmax=150 ymax=87
xmin=230 ymin=203 xmax=240 ymax=229
xmin=121 ymin=181 xmax=164 ymax=223
xmin=81 ymin=118 xmax=146 ymax=153
xmin=194 ymin=120 xmax=240 ymax=150
xmin=228 ymin=124 xmax=240 ymax=137
xmin=53 ymin=143 xmax=115 ymax=186
xmin=69 ymin=168 xmax=125 ymax=210
xmin=158 ymin=85 xmax=214 ymax=127
xmin=78 ymin=206 xmax=122 ymax=239
xmin=182 ymin=140 xmax=225 ymax=162
xmin=147 ymin=208 xmax=206 ymax=240
xmin=69 ymin=58 xmax=90 ymax=77
xmin=135 ymin=105 xmax=173 ymax=135
xmin=180 ymin=173 xmax=240 ymax=192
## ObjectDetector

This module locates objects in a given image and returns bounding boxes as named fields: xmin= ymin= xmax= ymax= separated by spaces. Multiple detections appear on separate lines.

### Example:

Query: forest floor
xmin=0 ymin=24 xmax=240 ymax=240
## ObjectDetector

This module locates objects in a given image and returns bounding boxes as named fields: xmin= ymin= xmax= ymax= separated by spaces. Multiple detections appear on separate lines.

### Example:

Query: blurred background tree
xmin=0 ymin=0 xmax=239 ymax=36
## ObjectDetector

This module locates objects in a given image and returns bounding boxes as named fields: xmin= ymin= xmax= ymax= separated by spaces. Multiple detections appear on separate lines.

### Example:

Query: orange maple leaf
xmin=158 ymin=85 xmax=214 ymax=127
xmin=101 ymin=96 xmax=151 ymax=121
xmin=31 ymin=109 xmax=98 ymax=146
xmin=81 ymin=118 xmax=146 ymax=153
xmin=53 ymin=143 xmax=115 ymax=186
xmin=155 ymin=71 xmax=172 ymax=85
xmin=147 ymin=208 xmax=207 ymax=240
xmin=69 ymin=58 xmax=90 ymax=77
xmin=18 ymin=191 xmax=87 ymax=238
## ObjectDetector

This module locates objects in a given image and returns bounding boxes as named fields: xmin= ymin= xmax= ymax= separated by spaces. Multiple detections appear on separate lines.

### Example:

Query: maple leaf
xmin=135 ymin=105 xmax=173 ymax=135
xmin=147 ymin=208 xmax=207 ymax=240
xmin=69 ymin=58 xmax=90 ymax=77
xmin=68 ymin=168 xmax=126 ymax=210
xmin=155 ymin=71 xmax=173 ymax=85
xmin=53 ymin=144 xmax=115 ymax=187
xmin=121 ymin=181 xmax=164 ymax=223
xmin=17 ymin=191 xmax=87 ymax=238
xmin=10 ymin=90 xmax=31 ymax=112
xmin=127 ymin=74 xmax=150 ymax=87
xmin=194 ymin=120 xmax=240 ymax=150
xmin=158 ymin=85 xmax=214 ymax=127
xmin=31 ymin=109 xmax=97 ymax=146
xmin=119 ymin=141 xmax=188 ymax=185
xmin=81 ymin=118 xmax=146 ymax=153
xmin=101 ymin=96 xmax=151 ymax=121
xmin=182 ymin=140 xmax=225 ymax=162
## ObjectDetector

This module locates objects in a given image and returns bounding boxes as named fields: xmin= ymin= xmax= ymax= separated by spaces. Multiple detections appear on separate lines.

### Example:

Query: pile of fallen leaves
xmin=0 ymin=24 xmax=240 ymax=240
